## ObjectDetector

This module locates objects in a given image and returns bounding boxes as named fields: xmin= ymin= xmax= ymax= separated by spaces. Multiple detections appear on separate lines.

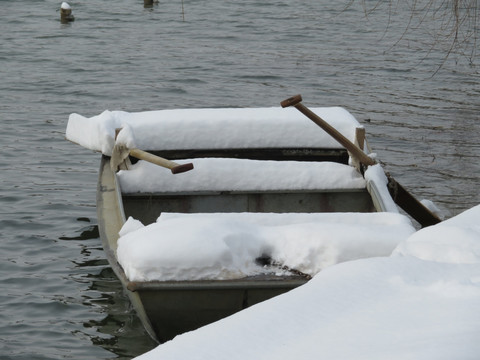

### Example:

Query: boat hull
xmin=127 ymin=277 xmax=307 ymax=342
xmin=97 ymin=155 xmax=310 ymax=342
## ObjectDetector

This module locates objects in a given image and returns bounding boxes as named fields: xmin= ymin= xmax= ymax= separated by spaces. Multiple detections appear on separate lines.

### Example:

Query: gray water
xmin=0 ymin=0 xmax=478 ymax=358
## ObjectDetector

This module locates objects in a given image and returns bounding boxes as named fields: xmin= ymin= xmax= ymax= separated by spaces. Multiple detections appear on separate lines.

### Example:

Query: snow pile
xmin=117 ymin=212 xmax=415 ymax=281
xmin=420 ymin=198 xmax=448 ymax=220
xmin=393 ymin=205 xmax=480 ymax=263
xmin=364 ymin=164 xmax=398 ymax=212
xmin=115 ymin=123 xmax=137 ymax=150
xmin=60 ymin=2 xmax=71 ymax=10
xmin=66 ymin=107 xmax=361 ymax=156
xmin=117 ymin=158 xmax=367 ymax=193
xmin=134 ymin=205 xmax=480 ymax=360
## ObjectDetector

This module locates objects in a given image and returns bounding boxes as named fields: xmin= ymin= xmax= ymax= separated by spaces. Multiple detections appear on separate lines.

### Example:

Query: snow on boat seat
xmin=117 ymin=212 xmax=416 ymax=282
xmin=116 ymin=158 xmax=366 ymax=194
xmin=117 ymin=158 xmax=377 ymax=224
xmin=66 ymin=107 xmax=362 ymax=156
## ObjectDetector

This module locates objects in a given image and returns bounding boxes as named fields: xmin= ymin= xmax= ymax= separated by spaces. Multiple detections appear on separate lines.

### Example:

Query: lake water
xmin=0 ymin=0 xmax=478 ymax=358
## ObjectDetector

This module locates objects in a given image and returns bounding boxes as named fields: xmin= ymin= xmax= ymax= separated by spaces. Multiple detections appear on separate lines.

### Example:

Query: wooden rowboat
xmin=97 ymin=153 xmax=382 ymax=342
xmin=68 ymin=100 xmax=439 ymax=343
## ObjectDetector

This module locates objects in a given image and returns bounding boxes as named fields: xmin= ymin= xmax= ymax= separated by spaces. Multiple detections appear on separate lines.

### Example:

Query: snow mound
xmin=393 ymin=204 xmax=480 ymax=264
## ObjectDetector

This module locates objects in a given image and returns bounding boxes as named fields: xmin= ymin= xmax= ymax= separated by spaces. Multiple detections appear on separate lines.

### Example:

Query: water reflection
xmin=81 ymin=264 xmax=158 ymax=357
xmin=59 ymin=224 xmax=99 ymax=241
xmin=2 ymin=0 xmax=477 ymax=357
xmin=64 ymin=218 xmax=158 ymax=358
xmin=143 ymin=0 xmax=159 ymax=9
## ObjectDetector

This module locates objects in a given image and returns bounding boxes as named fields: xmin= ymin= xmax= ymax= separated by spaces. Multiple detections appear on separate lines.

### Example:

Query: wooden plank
xmin=386 ymin=175 xmax=441 ymax=227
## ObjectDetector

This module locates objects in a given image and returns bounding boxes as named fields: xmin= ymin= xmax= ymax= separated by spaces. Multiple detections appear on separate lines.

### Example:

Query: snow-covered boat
xmin=66 ymin=105 xmax=423 ymax=342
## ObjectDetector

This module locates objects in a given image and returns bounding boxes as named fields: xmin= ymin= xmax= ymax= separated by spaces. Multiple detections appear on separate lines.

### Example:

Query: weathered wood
xmin=351 ymin=127 xmax=366 ymax=172
xmin=355 ymin=127 xmax=365 ymax=151
xmin=145 ymin=148 xmax=350 ymax=163
xmin=386 ymin=175 xmax=441 ymax=227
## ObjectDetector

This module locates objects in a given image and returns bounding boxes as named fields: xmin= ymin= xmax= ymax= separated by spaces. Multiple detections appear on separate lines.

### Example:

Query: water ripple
xmin=0 ymin=0 xmax=478 ymax=358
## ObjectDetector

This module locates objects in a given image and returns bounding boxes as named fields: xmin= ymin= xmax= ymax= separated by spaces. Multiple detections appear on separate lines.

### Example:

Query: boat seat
xmin=117 ymin=157 xmax=376 ymax=224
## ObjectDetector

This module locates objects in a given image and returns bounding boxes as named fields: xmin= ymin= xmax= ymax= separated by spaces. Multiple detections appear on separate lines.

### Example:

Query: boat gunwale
xmin=97 ymin=155 xmax=160 ymax=341
xmin=139 ymin=147 xmax=350 ymax=163
xmin=121 ymin=188 xmax=371 ymax=197
xmin=126 ymin=277 xmax=310 ymax=292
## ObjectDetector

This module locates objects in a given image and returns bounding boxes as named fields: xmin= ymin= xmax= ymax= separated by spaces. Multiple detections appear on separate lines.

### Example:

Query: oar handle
xmin=281 ymin=94 xmax=375 ymax=166
xmin=280 ymin=94 xmax=303 ymax=108
xmin=129 ymin=148 xmax=194 ymax=174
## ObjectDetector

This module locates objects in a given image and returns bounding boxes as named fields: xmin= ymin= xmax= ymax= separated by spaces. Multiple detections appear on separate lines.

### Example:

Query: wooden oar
xmin=111 ymin=129 xmax=193 ymax=174
xmin=281 ymin=94 xmax=441 ymax=228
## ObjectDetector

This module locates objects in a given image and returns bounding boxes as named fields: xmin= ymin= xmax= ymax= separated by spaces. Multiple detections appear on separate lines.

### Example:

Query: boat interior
xmin=120 ymin=147 xmax=376 ymax=225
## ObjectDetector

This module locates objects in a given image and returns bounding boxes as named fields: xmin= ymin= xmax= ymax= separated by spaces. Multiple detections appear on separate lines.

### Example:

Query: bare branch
xmin=348 ymin=0 xmax=479 ymax=71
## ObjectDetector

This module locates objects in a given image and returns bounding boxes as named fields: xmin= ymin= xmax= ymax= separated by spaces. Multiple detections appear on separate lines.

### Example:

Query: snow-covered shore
xmin=134 ymin=205 xmax=480 ymax=360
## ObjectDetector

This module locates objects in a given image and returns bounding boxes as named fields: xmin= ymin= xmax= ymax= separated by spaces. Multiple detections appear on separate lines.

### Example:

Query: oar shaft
xmin=280 ymin=95 xmax=375 ymax=166
xmin=296 ymin=103 xmax=376 ymax=166
xmin=281 ymin=94 xmax=441 ymax=227
xmin=129 ymin=148 xmax=193 ymax=174
xmin=281 ymin=95 xmax=375 ymax=166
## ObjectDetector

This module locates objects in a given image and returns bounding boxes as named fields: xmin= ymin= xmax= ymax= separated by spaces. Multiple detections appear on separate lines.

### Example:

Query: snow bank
xmin=66 ymin=107 xmax=361 ymax=156
xmin=117 ymin=158 xmax=366 ymax=193
xmin=117 ymin=212 xmax=415 ymax=281
xmin=134 ymin=205 xmax=480 ymax=360
xmin=393 ymin=204 xmax=480 ymax=264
